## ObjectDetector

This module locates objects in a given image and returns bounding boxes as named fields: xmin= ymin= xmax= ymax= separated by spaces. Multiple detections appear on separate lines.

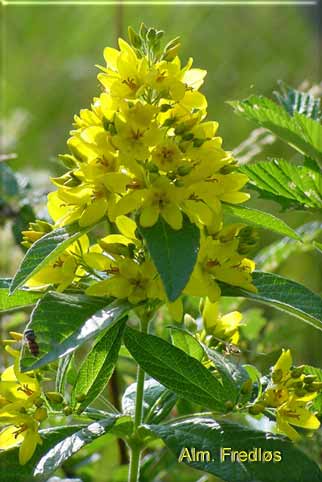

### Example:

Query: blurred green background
xmin=2 ymin=3 xmax=321 ymax=169
xmin=1 ymin=4 xmax=322 ymax=480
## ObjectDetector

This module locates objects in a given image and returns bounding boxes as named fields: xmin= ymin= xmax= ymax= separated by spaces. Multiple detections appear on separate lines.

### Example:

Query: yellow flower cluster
xmin=249 ymin=350 xmax=321 ymax=441
xmin=48 ymin=32 xmax=249 ymax=231
xmin=23 ymin=26 xmax=256 ymax=317
xmin=0 ymin=333 xmax=46 ymax=465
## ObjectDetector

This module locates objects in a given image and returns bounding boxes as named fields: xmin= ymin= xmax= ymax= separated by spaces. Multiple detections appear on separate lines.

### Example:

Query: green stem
xmin=128 ymin=317 xmax=149 ymax=482
xmin=128 ymin=444 xmax=141 ymax=482
xmin=134 ymin=363 xmax=145 ymax=430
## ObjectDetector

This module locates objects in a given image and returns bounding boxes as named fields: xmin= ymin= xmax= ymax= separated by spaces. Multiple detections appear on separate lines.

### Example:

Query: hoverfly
xmin=211 ymin=336 xmax=266 ymax=358
xmin=24 ymin=329 xmax=39 ymax=356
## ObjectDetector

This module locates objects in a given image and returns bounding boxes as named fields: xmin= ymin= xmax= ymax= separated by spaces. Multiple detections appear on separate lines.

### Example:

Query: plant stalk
xmin=128 ymin=317 xmax=149 ymax=482
xmin=128 ymin=444 xmax=141 ymax=482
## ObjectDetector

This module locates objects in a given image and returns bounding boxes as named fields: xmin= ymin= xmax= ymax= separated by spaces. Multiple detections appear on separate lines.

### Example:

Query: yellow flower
xmin=139 ymin=177 xmax=185 ymax=230
xmin=151 ymin=140 xmax=183 ymax=172
xmin=113 ymin=110 xmax=162 ymax=165
xmin=250 ymin=349 xmax=322 ymax=441
xmin=145 ymin=59 xmax=186 ymax=101
xmin=276 ymin=395 xmax=320 ymax=441
xmin=202 ymin=299 xmax=242 ymax=344
xmin=114 ymin=177 xmax=185 ymax=230
xmin=185 ymin=233 xmax=256 ymax=301
xmin=272 ymin=349 xmax=293 ymax=382
xmin=86 ymin=258 xmax=162 ymax=305
xmin=0 ymin=363 xmax=40 ymax=403
xmin=0 ymin=414 xmax=42 ymax=465
xmin=98 ymin=39 xmax=148 ymax=102
xmin=0 ymin=345 xmax=45 ymax=465
xmin=25 ymin=236 xmax=89 ymax=291
xmin=48 ymin=183 xmax=117 ymax=228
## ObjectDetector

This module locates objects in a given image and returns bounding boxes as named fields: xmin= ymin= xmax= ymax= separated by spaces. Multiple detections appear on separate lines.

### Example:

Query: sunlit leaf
xmin=220 ymin=271 xmax=322 ymax=331
xmin=20 ymin=292 xmax=129 ymax=372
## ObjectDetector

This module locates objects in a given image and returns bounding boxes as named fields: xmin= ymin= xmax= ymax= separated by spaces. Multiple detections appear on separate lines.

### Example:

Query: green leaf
xmin=220 ymin=271 xmax=322 ymax=331
xmin=230 ymin=95 xmax=322 ymax=162
xmin=122 ymin=378 xmax=177 ymax=424
xmin=170 ymin=326 xmax=204 ymax=361
xmin=71 ymin=319 xmax=126 ymax=412
xmin=20 ymin=292 xmax=130 ymax=372
xmin=274 ymin=82 xmax=321 ymax=120
xmin=0 ymin=425 xmax=84 ymax=482
xmin=0 ymin=278 xmax=42 ymax=312
xmin=55 ymin=352 xmax=74 ymax=394
xmin=205 ymin=346 xmax=249 ymax=396
xmin=109 ymin=415 xmax=133 ymax=438
xmin=223 ymin=203 xmax=301 ymax=240
xmin=314 ymin=240 xmax=322 ymax=253
xmin=139 ymin=215 xmax=200 ymax=301
xmin=124 ymin=327 xmax=236 ymax=411
xmin=255 ymin=221 xmax=322 ymax=271
xmin=149 ymin=418 xmax=322 ymax=482
xmin=240 ymin=159 xmax=322 ymax=209
xmin=33 ymin=417 xmax=118 ymax=480
xmin=10 ymin=222 xmax=94 ymax=293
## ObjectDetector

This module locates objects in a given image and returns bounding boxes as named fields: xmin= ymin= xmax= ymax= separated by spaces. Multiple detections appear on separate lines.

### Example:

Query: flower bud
xmin=290 ymin=366 xmax=305 ymax=378
xmin=182 ymin=133 xmax=194 ymax=141
xmin=305 ymin=383 xmax=319 ymax=393
xmin=193 ymin=138 xmax=204 ymax=148
xmin=241 ymin=379 xmax=253 ymax=394
xmin=290 ymin=381 xmax=304 ymax=390
xmin=177 ymin=163 xmax=192 ymax=176
xmin=225 ymin=400 xmax=234 ymax=411
xmin=295 ymin=388 xmax=307 ymax=397
xmin=45 ymin=391 xmax=64 ymax=404
xmin=147 ymin=27 xmax=157 ymax=41
xmin=272 ymin=369 xmax=283 ymax=384
xmin=139 ymin=22 xmax=148 ymax=40
xmin=128 ymin=26 xmax=142 ymax=49
xmin=160 ymin=104 xmax=172 ymax=112
xmin=146 ymin=162 xmax=159 ymax=173
xmin=163 ymin=37 xmax=181 ymax=61
xmin=58 ymin=154 xmax=77 ymax=169
xmin=99 ymin=241 xmax=132 ymax=257
xmin=304 ymin=375 xmax=317 ymax=384
xmin=63 ymin=406 xmax=73 ymax=416
xmin=249 ymin=403 xmax=265 ymax=415
xmin=34 ymin=397 xmax=44 ymax=408
xmin=310 ymin=382 xmax=322 ymax=391
xmin=76 ymin=393 xmax=86 ymax=403
xmin=34 ymin=407 xmax=48 ymax=422
xmin=237 ymin=226 xmax=259 ymax=255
